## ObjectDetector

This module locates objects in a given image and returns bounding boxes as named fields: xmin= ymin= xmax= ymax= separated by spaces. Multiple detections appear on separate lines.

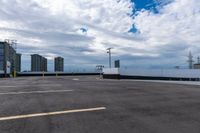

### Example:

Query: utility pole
xmin=107 ymin=48 xmax=112 ymax=68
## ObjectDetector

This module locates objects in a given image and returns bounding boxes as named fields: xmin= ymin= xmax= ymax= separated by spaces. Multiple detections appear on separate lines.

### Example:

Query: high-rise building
xmin=42 ymin=56 xmax=47 ymax=72
xmin=54 ymin=57 xmax=64 ymax=72
xmin=0 ymin=42 xmax=4 ymax=73
xmin=0 ymin=41 xmax=20 ymax=76
xmin=0 ymin=40 xmax=21 ymax=76
xmin=31 ymin=54 xmax=47 ymax=72
xmin=16 ymin=53 xmax=21 ymax=72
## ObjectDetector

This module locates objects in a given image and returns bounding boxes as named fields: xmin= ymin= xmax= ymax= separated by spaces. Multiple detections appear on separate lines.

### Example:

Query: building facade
xmin=0 ymin=42 xmax=4 ymax=73
xmin=16 ymin=53 xmax=21 ymax=72
xmin=31 ymin=54 xmax=47 ymax=72
xmin=0 ymin=41 xmax=14 ymax=76
xmin=54 ymin=57 xmax=64 ymax=72
xmin=42 ymin=57 xmax=47 ymax=72
xmin=0 ymin=41 xmax=20 ymax=77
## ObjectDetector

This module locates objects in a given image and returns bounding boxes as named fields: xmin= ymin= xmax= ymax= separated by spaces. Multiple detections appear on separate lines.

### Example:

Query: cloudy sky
xmin=0 ymin=0 xmax=200 ymax=72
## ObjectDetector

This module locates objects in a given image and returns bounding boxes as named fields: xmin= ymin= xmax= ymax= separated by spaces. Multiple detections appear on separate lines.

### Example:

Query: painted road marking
xmin=0 ymin=107 xmax=106 ymax=121
xmin=0 ymin=86 xmax=17 ymax=88
xmin=0 ymin=84 xmax=62 ymax=88
xmin=0 ymin=90 xmax=73 ymax=95
xmin=72 ymin=78 xmax=79 ymax=81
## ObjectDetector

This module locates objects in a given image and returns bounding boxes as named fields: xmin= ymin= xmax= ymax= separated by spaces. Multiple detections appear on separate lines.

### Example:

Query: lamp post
xmin=107 ymin=48 xmax=112 ymax=68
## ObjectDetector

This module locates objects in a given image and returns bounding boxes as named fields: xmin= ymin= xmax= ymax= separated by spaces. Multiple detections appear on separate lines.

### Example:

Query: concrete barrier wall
xmin=103 ymin=68 xmax=200 ymax=79
xmin=17 ymin=72 xmax=99 ymax=77
xmin=0 ymin=71 xmax=3 ymax=74
xmin=120 ymin=69 xmax=200 ymax=78
xmin=120 ymin=69 xmax=163 ymax=77
xmin=162 ymin=69 xmax=200 ymax=78
xmin=103 ymin=68 xmax=119 ymax=74
xmin=119 ymin=69 xmax=200 ymax=78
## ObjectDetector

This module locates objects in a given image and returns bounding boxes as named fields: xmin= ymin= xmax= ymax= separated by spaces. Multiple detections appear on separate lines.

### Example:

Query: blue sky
xmin=133 ymin=0 xmax=157 ymax=11
xmin=0 ymin=0 xmax=200 ymax=72
xmin=130 ymin=0 xmax=158 ymax=33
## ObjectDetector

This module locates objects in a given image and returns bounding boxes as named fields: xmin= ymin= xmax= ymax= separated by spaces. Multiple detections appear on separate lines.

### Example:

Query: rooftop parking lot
xmin=0 ymin=76 xmax=200 ymax=133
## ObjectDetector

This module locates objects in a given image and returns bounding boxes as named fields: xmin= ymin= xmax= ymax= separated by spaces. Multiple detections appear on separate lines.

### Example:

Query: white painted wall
xmin=120 ymin=69 xmax=163 ymax=77
xmin=103 ymin=68 xmax=200 ymax=78
xmin=0 ymin=70 xmax=3 ymax=74
xmin=103 ymin=68 xmax=120 ymax=74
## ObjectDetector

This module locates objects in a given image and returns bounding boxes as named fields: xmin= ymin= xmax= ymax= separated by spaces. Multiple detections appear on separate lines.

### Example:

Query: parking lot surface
xmin=0 ymin=76 xmax=200 ymax=133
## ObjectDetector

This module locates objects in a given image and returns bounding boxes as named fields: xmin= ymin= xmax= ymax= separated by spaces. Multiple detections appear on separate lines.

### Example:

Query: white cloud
xmin=34 ymin=0 xmax=133 ymax=32
xmin=134 ymin=0 xmax=200 ymax=52
xmin=0 ymin=0 xmax=200 ymax=70
xmin=0 ymin=0 xmax=134 ymax=71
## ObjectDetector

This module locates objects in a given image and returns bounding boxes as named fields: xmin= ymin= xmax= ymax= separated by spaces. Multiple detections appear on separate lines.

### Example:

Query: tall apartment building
xmin=54 ymin=57 xmax=64 ymax=72
xmin=16 ymin=53 xmax=21 ymax=72
xmin=31 ymin=54 xmax=47 ymax=72
xmin=0 ymin=41 xmax=21 ymax=76
xmin=42 ymin=56 xmax=47 ymax=72
xmin=0 ymin=42 xmax=4 ymax=72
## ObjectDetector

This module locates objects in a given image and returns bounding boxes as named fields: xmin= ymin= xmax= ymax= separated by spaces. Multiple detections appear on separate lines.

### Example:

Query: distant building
xmin=31 ymin=54 xmax=47 ymax=72
xmin=16 ymin=53 xmax=21 ymax=72
xmin=0 ymin=42 xmax=5 ymax=75
xmin=54 ymin=57 xmax=64 ymax=72
xmin=193 ymin=56 xmax=200 ymax=69
xmin=114 ymin=60 xmax=120 ymax=68
xmin=42 ymin=57 xmax=47 ymax=72
xmin=0 ymin=40 xmax=21 ymax=76
xmin=0 ymin=41 xmax=20 ymax=76
xmin=194 ymin=64 xmax=200 ymax=69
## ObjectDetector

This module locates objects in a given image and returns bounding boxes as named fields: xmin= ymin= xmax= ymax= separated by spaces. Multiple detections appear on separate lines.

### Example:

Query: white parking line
xmin=0 ymin=84 xmax=62 ymax=88
xmin=0 ymin=86 xmax=17 ymax=88
xmin=122 ymin=80 xmax=200 ymax=86
xmin=0 ymin=107 xmax=106 ymax=121
xmin=72 ymin=78 xmax=79 ymax=81
xmin=0 ymin=90 xmax=73 ymax=95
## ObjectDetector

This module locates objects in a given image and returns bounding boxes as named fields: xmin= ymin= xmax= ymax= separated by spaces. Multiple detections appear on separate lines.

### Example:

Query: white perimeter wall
xmin=103 ymin=68 xmax=200 ymax=78
xmin=103 ymin=68 xmax=120 ymax=75
xmin=0 ymin=70 xmax=3 ymax=74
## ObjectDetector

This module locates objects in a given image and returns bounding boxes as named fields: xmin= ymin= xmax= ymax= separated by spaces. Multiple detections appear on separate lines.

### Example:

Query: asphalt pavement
xmin=0 ymin=76 xmax=200 ymax=133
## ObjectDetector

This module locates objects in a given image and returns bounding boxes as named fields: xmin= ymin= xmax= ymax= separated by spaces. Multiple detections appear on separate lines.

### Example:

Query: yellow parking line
xmin=0 ymin=107 xmax=106 ymax=121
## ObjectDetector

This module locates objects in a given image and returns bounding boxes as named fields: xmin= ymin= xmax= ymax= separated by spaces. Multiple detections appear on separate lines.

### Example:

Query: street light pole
xmin=107 ymin=48 xmax=112 ymax=68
